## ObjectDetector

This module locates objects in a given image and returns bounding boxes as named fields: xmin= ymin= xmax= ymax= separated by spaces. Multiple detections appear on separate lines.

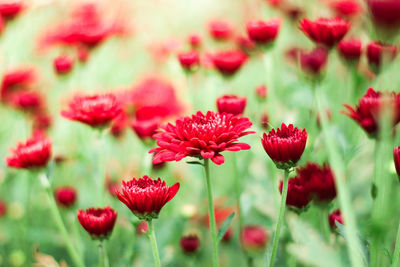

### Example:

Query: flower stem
xmin=148 ymin=220 xmax=161 ymax=267
xmin=320 ymin=206 xmax=331 ymax=243
xmin=269 ymin=168 xmax=289 ymax=267
xmin=203 ymin=158 xmax=219 ymax=267
xmin=314 ymin=88 xmax=364 ymax=267
xmin=262 ymin=52 xmax=277 ymax=124
xmin=95 ymin=130 xmax=106 ymax=205
xmin=392 ymin=220 xmax=400 ymax=267
xmin=39 ymin=173 xmax=85 ymax=267
xmin=98 ymin=240 xmax=109 ymax=267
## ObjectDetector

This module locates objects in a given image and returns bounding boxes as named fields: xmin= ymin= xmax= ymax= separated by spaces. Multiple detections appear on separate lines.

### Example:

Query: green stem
xmin=262 ymin=52 xmax=277 ymax=125
xmin=320 ymin=206 xmax=331 ymax=243
xmin=186 ymin=73 xmax=196 ymax=112
xmin=148 ymin=220 xmax=161 ymax=267
xmin=269 ymin=169 xmax=290 ymax=267
xmin=392 ymin=220 xmax=400 ymax=267
xmin=314 ymin=88 xmax=364 ymax=267
xmin=203 ymin=158 xmax=219 ymax=267
xmin=98 ymin=240 xmax=109 ymax=267
xmin=95 ymin=130 xmax=106 ymax=205
xmin=39 ymin=173 xmax=85 ymax=267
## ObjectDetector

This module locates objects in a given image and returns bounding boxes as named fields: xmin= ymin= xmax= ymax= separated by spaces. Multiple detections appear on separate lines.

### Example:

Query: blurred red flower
xmin=10 ymin=91 xmax=43 ymax=113
xmin=136 ymin=221 xmax=149 ymax=235
xmin=188 ymin=34 xmax=202 ymax=48
xmin=261 ymin=123 xmax=307 ymax=169
xmin=208 ymin=20 xmax=233 ymax=41
xmin=180 ymin=234 xmax=200 ymax=254
xmin=53 ymin=55 xmax=74 ymax=75
xmin=150 ymin=111 xmax=255 ymax=165
xmin=61 ymin=93 xmax=122 ymax=128
xmin=117 ymin=175 xmax=180 ymax=220
xmin=280 ymin=176 xmax=311 ymax=209
xmin=246 ymin=19 xmax=281 ymax=46
xmin=77 ymin=206 xmax=117 ymax=240
xmin=54 ymin=186 xmax=77 ymax=208
xmin=299 ymin=18 xmax=350 ymax=48
xmin=131 ymin=118 xmax=160 ymax=140
xmin=0 ymin=0 xmax=24 ymax=20
xmin=0 ymin=200 xmax=6 ymax=217
xmin=330 ymin=0 xmax=362 ymax=18
xmin=256 ymin=85 xmax=267 ymax=100
xmin=300 ymin=47 xmax=328 ymax=76
xmin=329 ymin=209 xmax=343 ymax=228
xmin=241 ymin=225 xmax=268 ymax=252
xmin=337 ymin=39 xmax=362 ymax=63
xmin=6 ymin=135 xmax=52 ymax=169
xmin=178 ymin=51 xmax=200 ymax=72
xmin=394 ymin=146 xmax=400 ymax=180
xmin=1 ymin=67 xmax=36 ymax=101
xmin=343 ymin=88 xmax=400 ymax=137
xmin=367 ymin=0 xmax=400 ymax=40
xmin=212 ymin=50 xmax=247 ymax=77
xmin=236 ymin=35 xmax=257 ymax=55
xmin=366 ymin=42 xmax=398 ymax=73
xmin=216 ymin=95 xmax=247 ymax=116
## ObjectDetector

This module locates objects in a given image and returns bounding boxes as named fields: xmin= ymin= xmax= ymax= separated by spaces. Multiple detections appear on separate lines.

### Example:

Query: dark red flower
xmin=150 ymin=111 xmax=255 ymax=165
xmin=236 ymin=35 xmax=257 ymax=55
xmin=77 ymin=206 xmax=117 ymax=240
xmin=279 ymin=176 xmax=311 ymax=208
xmin=260 ymin=112 xmax=270 ymax=130
xmin=53 ymin=55 xmax=74 ymax=75
xmin=0 ymin=200 xmax=6 ymax=217
xmin=261 ymin=123 xmax=307 ymax=169
xmin=54 ymin=186 xmax=77 ymax=208
xmin=1 ymin=67 xmax=36 ymax=101
xmin=188 ymin=34 xmax=202 ymax=48
xmin=393 ymin=146 xmax=400 ymax=180
xmin=246 ymin=19 xmax=281 ymax=46
xmin=367 ymin=0 xmax=400 ymax=40
xmin=131 ymin=118 xmax=160 ymax=140
xmin=297 ymin=162 xmax=336 ymax=202
xmin=216 ymin=95 xmax=247 ymax=116
xmin=256 ymin=85 xmax=267 ymax=100
xmin=6 ymin=135 xmax=52 ymax=169
xmin=61 ymin=93 xmax=122 ymax=128
xmin=241 ymin=225 xmax=268 ymax=252
xmin=300 ymin=47 xmax=328 ymax=76
xmin=136 ymin=221 xmax=149 ymax=235
xmin=330 ymin=0 xmax=362 ymax=18
xmin=0 ymin=0 xmax=24 ymax=20
xmin=33 ymin=112 xmax=52 ymax=132
xmin=299 ymin=18 xmax=350 ymax=48
xmin=117 ymin=175 xmax=180 ymax=220
xmin=178 ymin=51 xmax=200 ymax=72
xmin=343 ymin=88 xmax=400 ymax=137
xmin=337 ymin=39 xmax=362 ymax=63
xmin=329 ymin=209 xmax=343 ymax=228
xmin=10 ymin=91 xmax=43 ymax=113
xmin=212 ymin=50 xmax=247 ymax=77
xmin=208 ymin=20 xmax=233 ymax=41
xmin=366 ymin=42 xmax=398 ymax=72
xmin=180 ymin=234 xmax=200 ymax=254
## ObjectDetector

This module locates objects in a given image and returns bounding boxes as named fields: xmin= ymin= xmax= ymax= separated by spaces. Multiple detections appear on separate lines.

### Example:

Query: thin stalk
xmin=269 ymin=169 xmax=290 ymax=267
xmin=203 ymin=158 xmax=219 ymax=267
xmin=314 ymin=88 xmax=364 ymax=267
xmin=98 ymin=240 xmax=109 ymax=267
xmin=392 ymin=220 xmax=400 ymax=267
xmin=262 ymin=52 xmax=277 ymax=124
xmin=186 ymin=73 xmax=196 ymax=112
xmin=95 ymin=130 xmax=106 ymax=205
xmin=39 ymin=173 xmax=85 ymax=267
xmin=320 ymin=206 xmax=331 ymax=243
xmin=148 ymin=220 xmax=161 ymax=267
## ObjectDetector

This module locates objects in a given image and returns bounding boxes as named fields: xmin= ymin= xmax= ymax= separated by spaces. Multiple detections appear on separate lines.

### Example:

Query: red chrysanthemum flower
xmin=180 ymin=234 xmax=200 ymax=254
xmin=298 ymin=162 xmax=337 ymax=202
xmin=61 ymin=93 xmax=122 ymax=128
xmin=54 ymin=186 xmax=77 ymax=208
xmin=150 ymin=111 xmax=255 ymax=165
xmin=261 ymin=123 xmax=307 ymax=169
xmin=0 ymin=0 xmax=24 ymax=20
xmin=367 ymin=0 xmax=400 ymax=41
xmin=300 ymin=47 xmax=328 ymax=76
xmin=329 ymin=209 xmax=343 ymax=228
xmin=393 ymin=146 xmax=400 ymax=180
xmin=188 ymin=33 xmax=202 ymax=48
xmin=246 ymin=19 xmax=281 ymax=46
xmin=343 ymin=88 xmax=400 ymax=137
xmin=6 ymin=135 xmax=52 ymax=169
xmin=212 ymin=50 xmax=248 ymax=77
xmin=54 ymin=55 xmax=74 ymax=75
xmin=216 ymin=95 xmax=247 ymax=116
xmin=279 ymin=176 xmax=311 ymax=209
xmin=241 ymin=225 xmax=268 ymax=252
xmin=77 ymin=206 xmax=117 ymax=240
xmin=10 ymin=91 xmax=43 ymax=113
xmin=208 ymin=20 xmax=233 ymax=41
xmin=117 ymin=175 xmax=180 ymax=220
xmin=330 ymin=0 xmax=362 ymax=18
xmin=338 ymin=39 xmax=362 ymax=63
xmin=299 ymin=18 xmax=350 ymax=48
xmin=178 ymin=51 xmax=200 ymax=72
xmin=236 ymin=35 xmax=257 ymax=55
xmin=131 ymin=118 xmax=160 ymax=140
xmin=366 ymin=42 xmax=398 ymax=73
xmin=1 ymin=67 xmax=36 ymax=101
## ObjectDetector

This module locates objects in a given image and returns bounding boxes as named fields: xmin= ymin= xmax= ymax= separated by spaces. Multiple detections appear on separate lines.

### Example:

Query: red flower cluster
xmin=343 ymin=88 xmax=400 ymax=137
xmin=241 ymin=225 xmax=268 ymax=252
xmin=246 ymin=19 xmax=281 ymax=46
xmin=394 ymin=146 xmax=400 ymax=180
xmin=117 ymin=176 xmax=180 ymax=220
xmin=77 ymin=206 xmax=117 ymax=240
xmin=61 ymin=93 xmax=122 ymax=128
xmin=366 ymin=42 xmax=398 ymax=72
xmin=178 ymin=51 xmax=200 ymax=72
xmin=212 ymin=50 xmax=248 ymax=77
xmin=329 ymin=209 xmax=343 ymax=228
xmin=150 ymin=111 xmax=255 ymax=165
xmin=180 ymin=234 xmax=200 ymax=254
xmin=54 ymin=186 xmax=77 ymax=208
xmin=338 ymin=39 xmax=362 ymax=63
xmin=216 ymin=95 xmax=247 ymax=116
xmin=53 ymin=55 xmax=74 ymax=75
xmin=261 ymin=123 xmax=307 ymax=169
xmin=299 ymin=18 xmax=350 ymax=48
xmin=6 ymin=135 xmax=52 ymax=169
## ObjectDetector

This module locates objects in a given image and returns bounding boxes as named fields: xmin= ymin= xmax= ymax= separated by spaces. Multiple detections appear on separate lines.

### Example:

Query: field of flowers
xmin=1 ymin=0 xmax=400 ymax=266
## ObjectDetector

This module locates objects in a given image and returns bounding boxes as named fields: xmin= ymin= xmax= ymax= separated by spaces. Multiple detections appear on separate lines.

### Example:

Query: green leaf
xmin=217 ymin=212 xmax=235 ymax=242
xmin=186 ymin=161 xmax=204 ymax=166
